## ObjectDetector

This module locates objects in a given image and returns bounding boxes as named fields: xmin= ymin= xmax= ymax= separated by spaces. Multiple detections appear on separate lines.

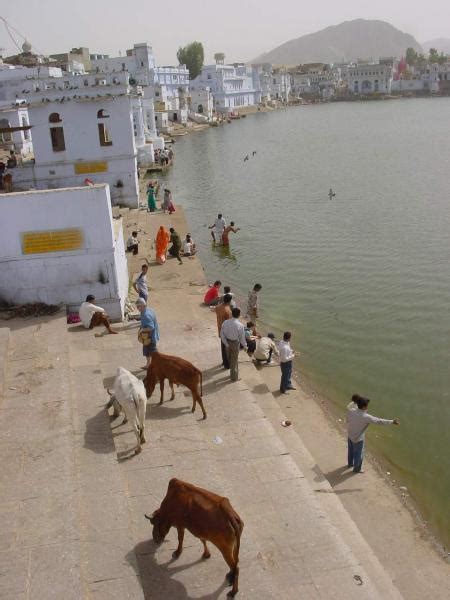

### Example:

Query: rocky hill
xmin=253 ymin=19 xmax=422 ymax=65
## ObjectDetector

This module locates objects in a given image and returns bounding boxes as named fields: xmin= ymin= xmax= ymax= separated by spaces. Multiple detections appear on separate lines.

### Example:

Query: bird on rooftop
xmin=243 ymin=155 xmax=249 ymax=162
xmin=252 ymin=150 xmax=257 ymax=156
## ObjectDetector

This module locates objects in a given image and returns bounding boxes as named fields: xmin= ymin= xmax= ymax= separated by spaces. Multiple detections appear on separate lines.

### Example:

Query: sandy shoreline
xmin=152 ymin=200 xmax=449 ymax=598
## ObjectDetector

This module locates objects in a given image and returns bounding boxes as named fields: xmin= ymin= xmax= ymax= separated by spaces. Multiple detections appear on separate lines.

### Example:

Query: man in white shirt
xmin=220 ymin=307 xmax=247 ymax=381
xmin=209 ymin=213 xmax=226 ymax=244
xmin=347 ymin=394 xmax=399 ymax=473
xmin=254 ymin=333 xmax=279 ymax=365
xmin=79 ymin=295 xmax=118 ymax=334
xmin=278 ymin=331 xmax=296 ymax=393
xmin=126 ymin=231 xmax=139 ymax=255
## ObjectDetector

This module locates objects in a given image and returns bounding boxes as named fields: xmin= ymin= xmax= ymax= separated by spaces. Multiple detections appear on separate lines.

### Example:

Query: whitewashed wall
xmin=10 ymin=95 xmax=139 ymax=207
xmin=0 ymin=184 xmax=128 ymax=320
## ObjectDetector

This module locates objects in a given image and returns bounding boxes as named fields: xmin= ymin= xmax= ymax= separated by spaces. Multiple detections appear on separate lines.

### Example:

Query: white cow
xmin=107 ymin=367 xmax=148 ymax=454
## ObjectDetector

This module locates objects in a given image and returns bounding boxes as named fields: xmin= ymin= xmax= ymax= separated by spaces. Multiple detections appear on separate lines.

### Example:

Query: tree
xmin=214 ymin=52 xmax=225 ymax=64
xmin=177 ymin=42 xmax=204 ymax=80
xmin=429 ymin=47 xmax=440 ymax=63
xmin=405 ymin=47 xmax=417 ymax=66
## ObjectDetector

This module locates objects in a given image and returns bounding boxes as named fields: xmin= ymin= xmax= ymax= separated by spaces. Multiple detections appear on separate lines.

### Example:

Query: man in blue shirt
xmin=136 ymin=298 xmax=160 ymax=369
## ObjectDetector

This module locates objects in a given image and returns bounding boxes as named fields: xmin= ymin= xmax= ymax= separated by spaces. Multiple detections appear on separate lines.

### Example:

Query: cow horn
xmin=144 ymin=513 xmax=152 ymax=521
xmin=107 ymin=389 xmax=113 ymax=396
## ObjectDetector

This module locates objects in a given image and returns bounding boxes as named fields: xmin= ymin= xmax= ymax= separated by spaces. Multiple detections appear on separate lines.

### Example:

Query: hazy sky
xmin=1 ymin=1 xmax=449 ymax=64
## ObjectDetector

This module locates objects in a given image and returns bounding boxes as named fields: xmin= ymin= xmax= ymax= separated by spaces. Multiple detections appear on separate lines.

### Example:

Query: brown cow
xmin=145 ymin=478 xmax=243 ymax=597
xmin=144 ymin=351 xmax=206 ymax=419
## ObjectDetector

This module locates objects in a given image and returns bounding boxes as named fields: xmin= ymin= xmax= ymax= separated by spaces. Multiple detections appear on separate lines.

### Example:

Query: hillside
xmin=422 ymin=38 xmax=450 ymax=54
xmin=253 ymin=19 xmax=422 ymax=65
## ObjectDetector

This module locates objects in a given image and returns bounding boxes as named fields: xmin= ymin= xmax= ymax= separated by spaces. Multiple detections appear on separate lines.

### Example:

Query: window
xmin=50 ymin=127 xmax=65 ymax=151
xmin=49 ymin=112 xmax=62 ymax=123
xmin=98 ymin=123 xmax=112 ymax=146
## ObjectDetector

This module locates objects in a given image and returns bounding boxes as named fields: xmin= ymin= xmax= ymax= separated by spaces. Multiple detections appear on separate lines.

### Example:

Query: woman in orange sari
xmin=155 ymin=226 xmax=170 ymax=264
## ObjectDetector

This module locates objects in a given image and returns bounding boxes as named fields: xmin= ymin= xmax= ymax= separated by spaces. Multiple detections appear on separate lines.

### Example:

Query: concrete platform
xmin=0 ymin=205 xmax=407 ymax=599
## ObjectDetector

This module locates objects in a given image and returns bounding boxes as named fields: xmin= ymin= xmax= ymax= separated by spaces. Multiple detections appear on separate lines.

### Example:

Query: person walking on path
xmin=221 ymin=221 xmax=240 ymax=246
xmin=246 ymin=283 xmax=262 ymax=322
xmin=203 ymin=280 xmax=222 ymax=306
xmin=147 ymin=182 xmax=157 ymax=212
xmin=133 ymin=264 xmax=149 ymax=304
xmin=347 ymin=394 xmax=400 ymax=474
xmin=255 ymin=333 xmax=279 ymax=364
xmin=136 ymin=298 xmax=160 ymax=369
xmin=209 ymin=213 xmax=226 ymax=244
xmin=168 ymin=228 xmax=183 ymax=264
xmin=279 ymin=331 xmax=296 ymax=393
xmin=214 ymin=294 xmax=233 ymax=369
xmin=79 ymin=295 xmax=118 ymax=334
xmin=155 ymin=226 xmax=170 ymax=264
xmin=220 ymin=307 xmax=247 ymax=382
xmin=126 ymin=231 xmax=139 ymax=255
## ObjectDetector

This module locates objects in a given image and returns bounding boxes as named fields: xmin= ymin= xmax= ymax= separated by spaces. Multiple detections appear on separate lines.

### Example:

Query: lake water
xmin=162 ymin=99 xmax=450 ymax=547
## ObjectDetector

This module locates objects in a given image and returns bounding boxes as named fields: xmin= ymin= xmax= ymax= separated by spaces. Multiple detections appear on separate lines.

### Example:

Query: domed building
xmin=4 ymin=41 xmax=47 ymax=67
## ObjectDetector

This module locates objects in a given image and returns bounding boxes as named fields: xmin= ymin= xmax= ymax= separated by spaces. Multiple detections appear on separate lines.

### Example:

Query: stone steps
xmin=0 ymin=315 xmax=143 ymax=599
xmin=92 ymin=305 xmax=403 ymax=599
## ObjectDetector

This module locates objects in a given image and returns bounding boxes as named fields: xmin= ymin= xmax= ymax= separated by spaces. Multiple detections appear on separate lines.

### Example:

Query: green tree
xmin=429 ymin=47 xmax=440 ymax=63
xmin=177 ymin=42 xmax=204 ymax=80
xmin=405 ymin=47 xmax=417 ymax=66
xmin=214 ymin=52 xmax=225 ymax=64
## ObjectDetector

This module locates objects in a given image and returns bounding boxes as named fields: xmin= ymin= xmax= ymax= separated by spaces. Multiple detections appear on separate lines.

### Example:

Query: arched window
xmin=49 ymin=113 xmax=65 ymax=151
xmin=49 ymin=113 xmax=62 ymax=123
xmin=97 ymin=109 xmax=112 ymax=146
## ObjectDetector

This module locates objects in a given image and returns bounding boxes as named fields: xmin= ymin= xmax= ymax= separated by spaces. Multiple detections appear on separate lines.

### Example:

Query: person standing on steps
xmin=133 ymin=264 xmax=149 ymax=304
xmin=346 ymin=394 xmax=400 ymax=474
xmin=246 ymin=283 xmax=262 ymax=322
xmin=136 ymin=298 xmax=160 ymax=370
xmin=168 ymin=228 xmax=183 ymax=264
xmin=220 ymin=307 xmax=247 ymax=382
xmin=214 ymin=294 xmax=233 ymax=369
xmin=147 ymin=182 xmax=157 ymax=212
xmin=278 ymin=331 xmax=296 ymax=393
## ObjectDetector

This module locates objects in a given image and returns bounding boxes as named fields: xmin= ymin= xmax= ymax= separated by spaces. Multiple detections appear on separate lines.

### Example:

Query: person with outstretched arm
xmin=347 ymin=394 xmax=400 ymax=473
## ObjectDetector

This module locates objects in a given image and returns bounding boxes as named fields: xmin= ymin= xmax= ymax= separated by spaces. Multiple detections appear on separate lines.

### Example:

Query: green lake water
xmin=161 ymin=99 xmax=450 ymax=547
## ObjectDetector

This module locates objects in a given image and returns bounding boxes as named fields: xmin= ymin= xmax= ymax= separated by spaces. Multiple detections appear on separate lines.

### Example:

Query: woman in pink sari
xmin=155 ymin=226 xmax=170 ymax=264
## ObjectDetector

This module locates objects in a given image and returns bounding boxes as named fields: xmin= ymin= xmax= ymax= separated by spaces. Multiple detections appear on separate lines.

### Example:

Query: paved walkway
xmin=0 ymin=205 xmax=404 ymax=599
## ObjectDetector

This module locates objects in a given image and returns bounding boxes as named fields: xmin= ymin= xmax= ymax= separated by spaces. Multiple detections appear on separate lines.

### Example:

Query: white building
xmin=0 ymin=184 xmax=128 ymax=320
xmin=91 ymin=43 xmax=188 ymax=128
xmin=290 ymin=63 xmax=336 ymax=98
xmin=190 ymin=87 xmax=214 ymax=120
xmin=270 ymin=67 xmax=291 ymax=102
xmin=191 ymin=58 xmax=260 ymax=113
xmin=347 ymin=63 xmax=393 ymax=94
xmin=1 ymin=70 xmax=140 ymax=207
